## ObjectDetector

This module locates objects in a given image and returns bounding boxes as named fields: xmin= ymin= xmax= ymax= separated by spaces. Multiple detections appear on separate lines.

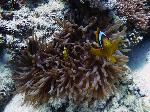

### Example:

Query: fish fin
xmin=90 ymin=48 xmax=103 ymax=56
xmin=110 ymin=56 xmax=116 ymax=63
xmin=102 ymin=38 xmax=111 ymax=47
xmin=110 ymin=38 xmax=121 ymax=53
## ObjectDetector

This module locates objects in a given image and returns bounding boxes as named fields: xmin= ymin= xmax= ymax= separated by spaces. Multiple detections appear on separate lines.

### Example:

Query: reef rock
xmin=82 ymin=0 xmax=117 ymax=9
xmin=0 ymin=0 xmax=66 ymax=49
xmin=0 ymin=61 xmax=14 ymax=112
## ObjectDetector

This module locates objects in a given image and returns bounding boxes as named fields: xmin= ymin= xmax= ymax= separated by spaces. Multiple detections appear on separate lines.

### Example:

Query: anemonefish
xmin=63 ymin=46 xmax=68 ymax=60
xmin=95 ymin=28 xmax=106 ymax=47
xmin=98 ymin=31 xmax=106 ymax=46
xmin=91 ymin=37 xmax=122 ymax=62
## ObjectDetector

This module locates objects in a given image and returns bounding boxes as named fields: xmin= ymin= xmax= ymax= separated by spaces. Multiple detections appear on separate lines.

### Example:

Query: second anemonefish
xmin=63 ymin=46 xmax=69 ymax=60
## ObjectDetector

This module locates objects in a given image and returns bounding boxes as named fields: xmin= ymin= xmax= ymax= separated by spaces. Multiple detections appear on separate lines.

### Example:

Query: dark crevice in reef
xmin=0 ymin=0 xmax=20 ymax=10
xmin=0 ymin=26 xmax=33 ymax=39
xmin=20 ymin=0 xmax=52 ymax=9
xmin=65 ymin=0 xmax=113 ymax=29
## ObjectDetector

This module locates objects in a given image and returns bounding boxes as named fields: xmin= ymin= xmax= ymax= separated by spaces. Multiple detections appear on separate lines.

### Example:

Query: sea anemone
xmin=12 ymin=19 xmax=128 ymax=105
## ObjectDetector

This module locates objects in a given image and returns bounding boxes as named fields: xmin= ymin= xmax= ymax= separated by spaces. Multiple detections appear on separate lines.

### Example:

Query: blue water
xmin=127 ymin=37 xmax=150 ymax=70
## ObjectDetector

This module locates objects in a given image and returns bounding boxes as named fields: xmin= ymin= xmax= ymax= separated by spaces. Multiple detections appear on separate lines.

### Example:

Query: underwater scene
xmin=0 ymin=0 xmax=150 ymax=112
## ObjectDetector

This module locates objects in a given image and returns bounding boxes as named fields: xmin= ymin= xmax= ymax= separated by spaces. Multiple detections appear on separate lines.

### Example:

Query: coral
xmin=116 ymin=0 xmax=150 ymax=29
xmin=0 ymin=63 xmax=14 ymax=112
xmin=81 ymin=0 xmax=117 ymax=9
xmin=11 ymin=18 xmax=128 ymax=105
xmin=0 ymin=0 xmax=19 ymax=10
xmin=0 ymin=0 xmax=65 ymax=49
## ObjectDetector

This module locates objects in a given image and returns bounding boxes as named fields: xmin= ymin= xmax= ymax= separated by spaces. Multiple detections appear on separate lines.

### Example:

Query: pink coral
xmin=116 ymin=0 xmax=149 ymax=29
